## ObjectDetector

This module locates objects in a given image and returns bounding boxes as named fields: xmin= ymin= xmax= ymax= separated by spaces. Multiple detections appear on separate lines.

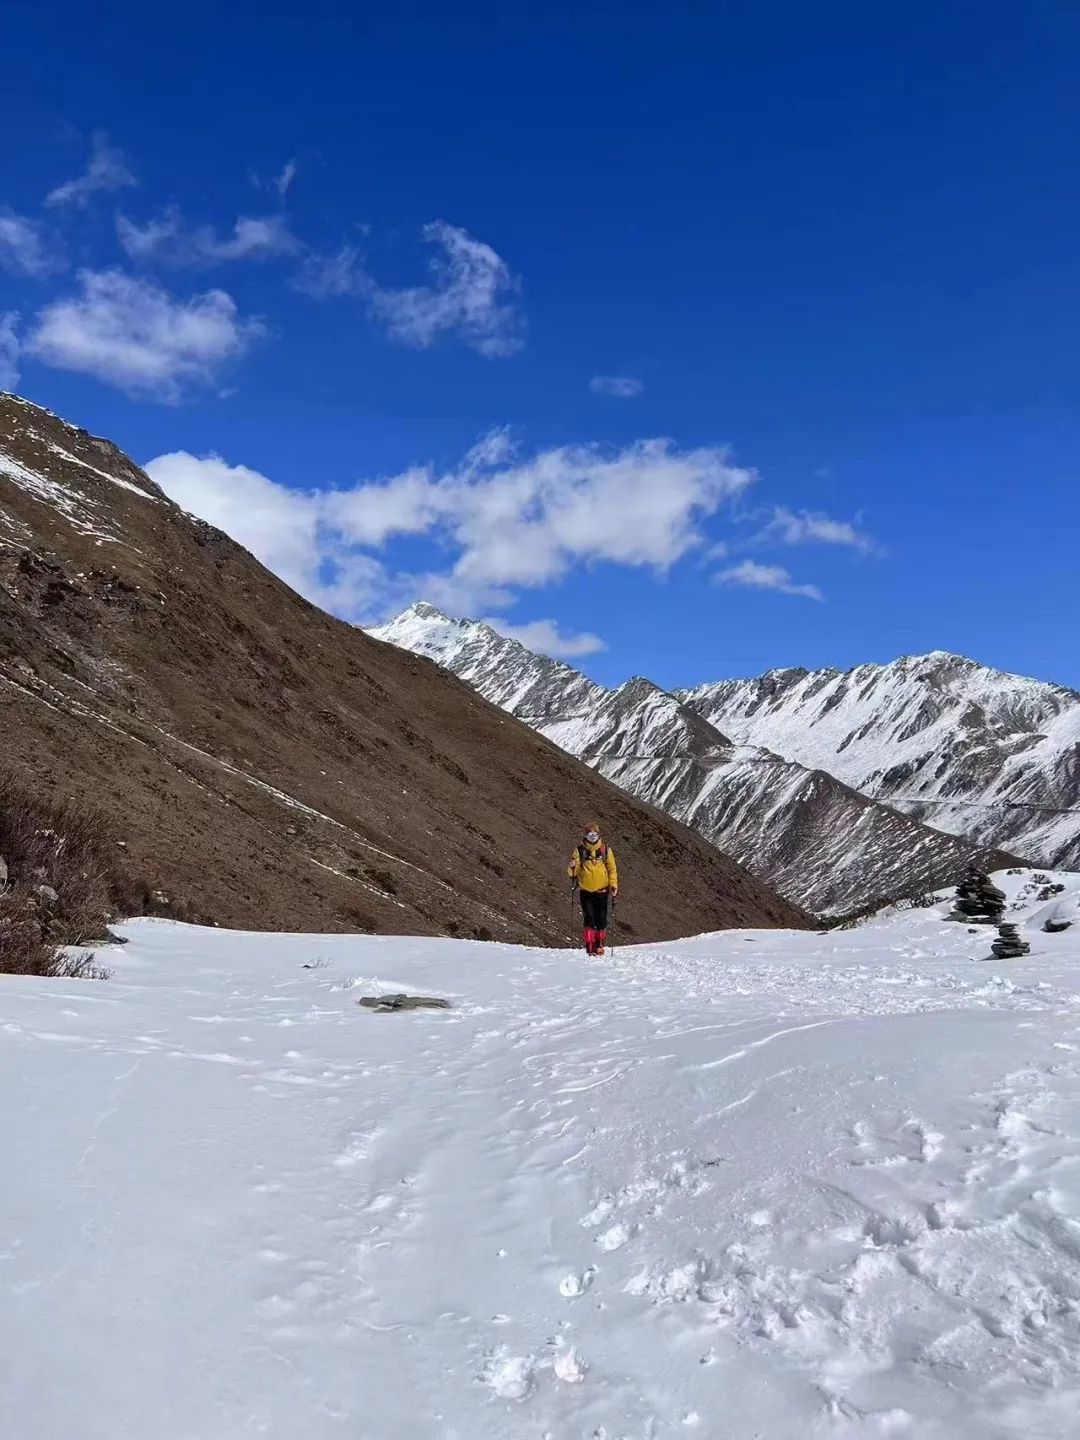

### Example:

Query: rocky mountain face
xmin=681 ymin=653 xmax=1080 ymax=870
xmin=371 ymin=606 xmax=1019 ymax=915
xmin=0 ymin=393 xmax=809 ymax=943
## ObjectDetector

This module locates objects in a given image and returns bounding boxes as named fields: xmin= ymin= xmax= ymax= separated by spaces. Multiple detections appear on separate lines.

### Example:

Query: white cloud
xmin=764 ymin=505 xmax=877 ymax=553
xmin=589 ymin=375 xmax=643 ymax=398
xmin=715 ymin=558 xmax=823 ymax=601
xmin=27 ymin=270 xmax=265 ymax=402
xmin=295 ymin=223 xmax=524 ymax=356
xmin=145 ymin=450 xmax=388 ymax=617
xmin=481 ymin=616 xmax=606 ymax=659
xmin=370 ymin=222 xmax=523 ymax=356
xmin=291 ymin=244 xmax=368 ymax=299
xmin=274 ymin=159 xmax=298 ymax=198
xmin=0 ymin=313 xmax=19 ymax=389
xmin=117 ymin=208 xmax=299 ymax=267
xmin=325 ymin=434 xmax=754 ymax=599
xmin=462 ymin=426 xmax=515 ymax=472
xmin=145 ymin=433 xmax=755 ymax=622
xmin=321 ymin=465 xmax=451 ymax=547
xmin=115 ymin=211 xmax=180 ymax=261
xmin=46 ymin=132 xmax=136 ymax=208
xmin=0 ymin=211 xmax=61 ymax=277
xmin=403 ymin=569 xmax=516 ymax=619
xmin=249 ymin=158 xmax=300 ymax=199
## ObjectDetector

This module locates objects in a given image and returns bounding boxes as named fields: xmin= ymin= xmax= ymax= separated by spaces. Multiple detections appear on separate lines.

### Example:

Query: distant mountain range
xmin=682 ymin=653 xmax=1080 ymax=871
xmin=370 ymin=604 xmax=1048 ymax=914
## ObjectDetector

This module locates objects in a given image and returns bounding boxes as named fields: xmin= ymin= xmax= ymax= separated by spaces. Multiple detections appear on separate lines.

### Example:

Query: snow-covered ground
xmin=3 ymin=871 xmax=1080 ymax=1439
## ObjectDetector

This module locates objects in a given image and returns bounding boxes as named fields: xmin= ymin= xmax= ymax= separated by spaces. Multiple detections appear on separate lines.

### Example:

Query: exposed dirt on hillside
xmin=0 ymin=393 xmax=810 ymax=943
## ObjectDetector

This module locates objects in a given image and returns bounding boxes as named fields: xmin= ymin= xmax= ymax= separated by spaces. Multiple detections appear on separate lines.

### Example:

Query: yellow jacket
xmin=568 ymin=840 xmax=618 ymax=894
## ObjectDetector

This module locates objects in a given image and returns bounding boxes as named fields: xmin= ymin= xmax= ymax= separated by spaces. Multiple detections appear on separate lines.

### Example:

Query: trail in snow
xmin=2 ymin=872 xmax=1080 ymax=1438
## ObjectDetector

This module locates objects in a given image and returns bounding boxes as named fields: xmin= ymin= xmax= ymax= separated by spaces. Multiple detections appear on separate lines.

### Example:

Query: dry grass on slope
xmin=0 ymin=771 xmax=134 ymax=976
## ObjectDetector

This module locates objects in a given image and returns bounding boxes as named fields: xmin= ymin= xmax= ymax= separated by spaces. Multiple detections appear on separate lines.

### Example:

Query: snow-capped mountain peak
xmin=680 ymin=652 xmax=1080 ymax=868
xmin=372 ymin=606 xmax=1021 ymax=914
xmin=371 ymin=604 xmax=606 ymax=722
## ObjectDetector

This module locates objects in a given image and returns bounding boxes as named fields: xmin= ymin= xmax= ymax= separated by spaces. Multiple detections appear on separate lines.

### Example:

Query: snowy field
xmin=3 ymin=872 xmax=1080 ymax=1439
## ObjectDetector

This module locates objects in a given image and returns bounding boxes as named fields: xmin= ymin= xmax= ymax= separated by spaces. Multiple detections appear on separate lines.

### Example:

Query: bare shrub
xmin=0 ymin=771 xmax=126 ymax=977
xmin=0 ymin=895 xmax=110 ymax=977
xmin=52 ymin=950 xmax=111 ymax=981
xmin=0 ymin=894 xmax=57 ymax=975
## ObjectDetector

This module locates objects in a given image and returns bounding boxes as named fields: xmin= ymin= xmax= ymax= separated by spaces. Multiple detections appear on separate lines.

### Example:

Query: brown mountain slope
xmin=0 ymin=393 xmax=809 ymax=943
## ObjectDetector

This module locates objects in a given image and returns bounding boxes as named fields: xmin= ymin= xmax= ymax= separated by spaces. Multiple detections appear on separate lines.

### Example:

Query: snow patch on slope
xmin=0 ymin=447 xmax=122 ymax=543
xmin=44 ymin=440 xmax=159 ymax=500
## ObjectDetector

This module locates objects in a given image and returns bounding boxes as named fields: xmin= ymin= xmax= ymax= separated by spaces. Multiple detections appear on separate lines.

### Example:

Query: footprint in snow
xmin=553 ymin=1346 xmax=587 ymax=1384
xmin=580 ymin=1198 xmax=614 ymax=1227
xmin=480 ymin=1347 xmax=535 ymax=1401
xmin=559 ymin=1266 xmax=596 ymax=1297
xmin=332 ymin=1126 xmax=380 ymax=1168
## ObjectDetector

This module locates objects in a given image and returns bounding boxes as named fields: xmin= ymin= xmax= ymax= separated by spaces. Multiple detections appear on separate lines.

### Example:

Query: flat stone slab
xmin=357 ymin=993 xmax=451 ymax=1012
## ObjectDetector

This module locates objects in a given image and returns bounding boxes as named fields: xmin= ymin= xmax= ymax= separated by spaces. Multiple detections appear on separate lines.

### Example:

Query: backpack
xmin=578 ymin=843 xmax=608 ymax=867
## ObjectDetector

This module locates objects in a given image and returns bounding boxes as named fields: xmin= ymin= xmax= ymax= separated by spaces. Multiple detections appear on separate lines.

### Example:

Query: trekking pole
xmin=609 ymin=892 xmax=616 ymax=957
xmin=569 ymin=881 xmax=577 ymax=948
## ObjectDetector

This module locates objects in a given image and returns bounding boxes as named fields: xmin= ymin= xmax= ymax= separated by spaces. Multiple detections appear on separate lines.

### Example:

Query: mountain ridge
xmin=681 ymin=650 xmax=1080 ymax=868
xmin=371 ymin=603 xmax=1021 ymax=913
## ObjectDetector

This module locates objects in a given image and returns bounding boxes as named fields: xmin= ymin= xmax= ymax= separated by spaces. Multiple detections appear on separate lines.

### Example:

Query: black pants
xmin=579 ymin=888 xmax=610 ymax=930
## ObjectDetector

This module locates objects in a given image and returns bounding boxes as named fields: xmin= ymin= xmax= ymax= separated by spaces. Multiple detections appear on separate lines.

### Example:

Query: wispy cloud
xmin=715 ymin=558 xmax=823 ymax=601
xmin=762 ymin=505 xmax=878 ymax=554
xmin=299 ymin=223 xmax=524 ymax=357
xmin=117 ymin=208 xmax=300 ymax=267
xmin=370 ymin=222 xmax=523 ymax=356
xmin=291 ymin=244 xmax=367 ymax=299
xmin=145 ymin=434 xmax=755 ymax=622
xmin=27 ymin=270 xmax=265 ymax=402
xmin=249 ymin=157 xmax=300 ymax=199
xmin=273 ymin=158 xmax=298 ymax=198
xmin=589 ymin=374 xmax=643 ymax=398
xmin=0 ymin=313 xmax=19 ymax=390
xmin=46 ymin=132 xmax=136 ymax=208
xmin=0 ymin=211 xmax=62 ymax=277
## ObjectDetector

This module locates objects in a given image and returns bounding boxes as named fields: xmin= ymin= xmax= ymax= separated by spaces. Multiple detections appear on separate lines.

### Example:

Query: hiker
xmin=568 ymin=821 xmax=618 ymax=956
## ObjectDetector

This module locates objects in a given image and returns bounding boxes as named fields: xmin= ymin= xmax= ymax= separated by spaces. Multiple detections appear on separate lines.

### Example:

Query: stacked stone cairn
xmin=991 ymin=922 xmax=1030 ymax=960
xmin=947 ymin=868 xmax=1006 ymax=924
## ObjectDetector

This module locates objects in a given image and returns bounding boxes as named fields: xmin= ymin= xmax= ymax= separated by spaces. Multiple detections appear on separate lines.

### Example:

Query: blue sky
xmin=2 ymin=0 xmax=1078 ymax=688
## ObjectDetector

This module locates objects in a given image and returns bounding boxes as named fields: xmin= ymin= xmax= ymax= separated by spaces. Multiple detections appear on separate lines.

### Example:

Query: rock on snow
xmin=3 ymin=869 xmax=1080 ymax=1437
